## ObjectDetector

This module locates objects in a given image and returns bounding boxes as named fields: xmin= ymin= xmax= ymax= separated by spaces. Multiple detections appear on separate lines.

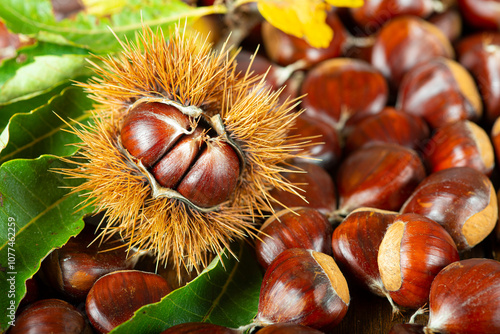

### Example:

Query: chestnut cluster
xmin=12 ymin=0 xmax=500 ymax=333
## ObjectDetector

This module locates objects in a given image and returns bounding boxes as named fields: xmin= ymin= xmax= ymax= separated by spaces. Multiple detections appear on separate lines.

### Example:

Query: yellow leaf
xmin=81 ymin=0 xmax=127 ymax=17
xmin=257 ymin=0 xmax=334 ymax=48
xmin=326 ymin=0 xmax=364 ymax=7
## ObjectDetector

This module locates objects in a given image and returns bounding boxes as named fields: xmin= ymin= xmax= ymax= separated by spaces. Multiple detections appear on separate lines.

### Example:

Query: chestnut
xmin=40 ymin=224 xmax=136 ymax=300
xmin=331 ymin=207 xmax=397 ymax=297
xmin=377 ymin=213 xmax=459 ymax=309
xmin=423 ymin=120 xmax=494 ymax=176
xmin=255 ymin=207 xmax=333 ymax=270
xmin=371 ymin=16 xmax=454 ymax=89
xmin=160 ymin=322 xmax=239 ymax=333
xmin=269 ymin=162 xmax=337 ymax=217
xmin=396 ymin=58 xmax=483 ymax=129
xmin=256 ymin=248 xmax=349 ymax=331
xmin=121 ymin=101 xmax=241 ymax=208
xmin=86 ymin=270 xmax=172 ymax=333
xmin=300 ymin=58 xmax=388 ymax=130
xmin=401 ymin=167 xmax=498 ymax=251
xmin=349 ymin=0 xmax=436 ymax=33
xmin=10 ymin=299 xmax=92 ymax=334
xmin=344 ymin=107 xmax=430 ymax=153
xmin=336 ymin=143 xmax=426 ymax=215
xmin=425 ymin=258 xmax=500 ymax=333
xmin=457 ymin=0 xmax=500 ymax=30
xmin=427 ymin=7 xmax=462 ymax=43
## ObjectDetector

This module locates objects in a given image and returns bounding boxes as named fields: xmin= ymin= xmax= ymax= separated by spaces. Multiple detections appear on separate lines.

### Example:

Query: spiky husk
xmin=61 ymin=24 xmax=309 ymax=276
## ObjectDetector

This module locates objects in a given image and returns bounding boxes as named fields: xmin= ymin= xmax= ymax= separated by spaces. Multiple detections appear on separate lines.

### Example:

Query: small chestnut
xmin=40 ymin=224 xmax=136 ymax=300
xmin=10 ymin=299 xmax=92 ymax=334
xmin=425 ymin=258 xmax=500 ymax=333
xmin=378 ymin=213 xmax=459 ymax=309
xmin=86 ymin=270 xmax=172 ymax=333
xmin=255 ymin=207 xmax=333 ymax=270
xmin=256 ymin=248 xmax=349 ymax=331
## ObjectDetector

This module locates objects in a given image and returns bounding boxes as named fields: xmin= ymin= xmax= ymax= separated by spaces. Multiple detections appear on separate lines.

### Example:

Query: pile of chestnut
xmin=10 ymin=0 xmax=500 ymax=333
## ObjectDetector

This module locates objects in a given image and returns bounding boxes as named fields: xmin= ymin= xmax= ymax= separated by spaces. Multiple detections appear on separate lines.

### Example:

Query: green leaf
xmin=0 ymin=155 xmax=95 ymax=332
xmin=0 ymin=80 xmax=75 ymax=133
xmin=0 ymin=53 xmax=90 ymax=103
xmin=111 ymin=242 xmax=262 ymax=333
xmin=0 ymin=0 xmax=227 ymax=53
xmin=0 ymin=41 xmax=90 ymax=88
xmin=0 ymin=86 xmax=94 ymax=164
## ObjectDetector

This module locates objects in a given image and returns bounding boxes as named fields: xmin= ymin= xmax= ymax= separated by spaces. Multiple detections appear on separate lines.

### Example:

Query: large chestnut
xmin=331 ymin=207 xmax=397 ymax=297
xmin=425 ymin=258 xmax=500 ymax=333
xmin=457 ymin=0 xmax=500 ymax=30
xmin=371 ymin=16 xmax=454 ymax=88
xmin=255 ymin=207 xmax=332 ymax=270
xmin=396 ymin=58 xmax=482 ymax=129
xmin=256 ymin=248 xmax=349 ymax=331
xmin=377 ymin=213 xmax=459 ymax=309
xmin=86 ymin=270 xmax=172 ymax=333
xmin=401 ymin=167 xmax=498 ymax=251
xmin=300 ymin=58 xmax=388 ymax=130
xmin=423 ymin=120 xmax=494 ymax=176
xmin=10 ymin=299 xmax=92 ymax=334
xmin=336 ymin=143 xmax=425 ymax=215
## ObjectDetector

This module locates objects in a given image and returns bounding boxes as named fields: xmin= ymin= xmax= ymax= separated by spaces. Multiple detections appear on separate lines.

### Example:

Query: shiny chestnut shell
xmin=377 ymin=213 xmax=459 ymax=309
xmin=426 ymin=258 xmax=500 ymax=334
xmin=257 ymin=248 xmax=349 ymax=331
xmin=255 ymin=207 xmax=332 ymax=270
xmin=120 ymin=101 xmax=241 ymax=209
xmin=86 ymin=270 xmax=171 ymax=333
xmin=396 ymin=58 xmax=482 ymax=129
xmin=301 ymin=58 xmax=388 ymax=129
xmin=11 ymin=299 xmax=92 ymax=334
xmin=401 ymin=167 xmax=498 ymax=251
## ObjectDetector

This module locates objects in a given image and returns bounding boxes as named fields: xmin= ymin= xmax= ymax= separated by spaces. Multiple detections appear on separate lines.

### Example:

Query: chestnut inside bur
xmin=120 ymin=101 xmax=241 ymax=209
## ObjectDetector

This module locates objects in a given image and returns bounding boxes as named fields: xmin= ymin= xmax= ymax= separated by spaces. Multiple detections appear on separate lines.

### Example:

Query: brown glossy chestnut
xmin=457 ymin=33 xmax=500 ymax=122
xmin=396 ymin=58 xmax=483 ymax=129
xmin=160 ymin=322 xmax=239 ymax=333
xmin=40 ymin=224 xmax=136 ymax=300
xmin=121 ymin=101 xmax=241 ymax=208
xmin=86 ymin=270 xmax=172 ymax=333
xmin=401 ymin=167 xmax=498 ymax=251
xmin=269 ymin=162 xmax=337 ymax=217
xmin=425 ymin=258 xmax=500 ymax=333
xmin=423 ymin=120 xmax=494 ymax=176
xmin=371 ymin=16 xmax=454 ymax=89
xmin=289 ymin=113 xmax=342 ymax=171
xmin=10 ymin=299 xmax=92 ymax=334
xmin=255 ymin=207 xmax=333 ymax=270
xmin=457 ymin=0 xmax=500 ymax=30
xmin=331 ymin=207 xmax=397 ymax=297
xmin=350 ymin=0 xmax=436 ymax=34
xmin=336 ymin=143 xmax=426 ymax=215
xmin=300 ymin=58 xmax=388 ymax=130
xmin=378 ymin=213 xmax=459 ymax=309
xmin=256 ymin=248 xmax=349 ymax=331
xmin=344 ymin=107 xmax=430 ymax=153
